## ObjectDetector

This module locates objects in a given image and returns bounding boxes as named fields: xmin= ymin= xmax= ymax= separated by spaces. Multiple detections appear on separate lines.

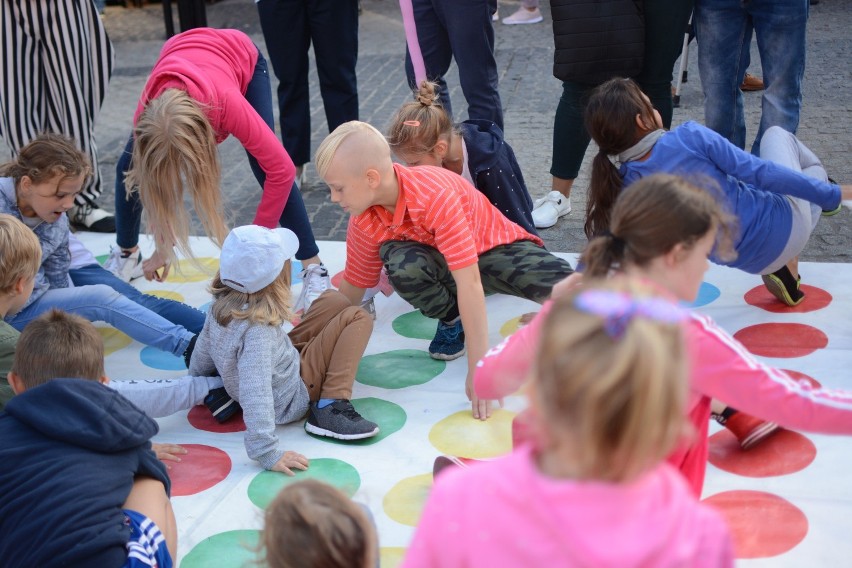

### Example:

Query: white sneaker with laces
xmin=294 ymin=263 xmax=330 ymax=314
xmin=103 ymin=247 xmax=144 ymax=282
xmin=531 ymin=191 xmax=571 ymax=229
xmin=502 ymin=7 xmax=543 ymax=24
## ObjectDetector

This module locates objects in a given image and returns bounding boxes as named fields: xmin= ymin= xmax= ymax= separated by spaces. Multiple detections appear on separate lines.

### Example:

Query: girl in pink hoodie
xmin=405 ymin=278 xmax=733 ymax=568
xmin=475 ymin=174 xmax=852 ymax=496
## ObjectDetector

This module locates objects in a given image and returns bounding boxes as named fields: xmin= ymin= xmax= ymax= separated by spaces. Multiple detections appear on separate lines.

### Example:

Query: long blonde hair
xmin=533 ymin=278 xmax=689 ymax=483
xmin=209 ymin=260 xmax=292 ymax=327
xmin=125 ymin=89 xmax=228 ymax=264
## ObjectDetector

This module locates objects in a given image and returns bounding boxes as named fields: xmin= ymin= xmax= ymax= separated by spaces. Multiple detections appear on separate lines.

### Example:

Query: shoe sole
xmin=209 ymin=399 xmax=239 ymax=423
xmin=503 ymin=17 xmax=543 ymax=24
xmin=822 ymin=204 xmax=842 ymax=217
xmin=532 ymin=207 xmax=571 ymax=229
xmin=429 ymin=349 xmax=466 ymax=361
xmin=304 ymin=422 xmax=380 ymax=440
xmin=761 ymin=274 xmax=804 ymax=307
xmin=740 ymin=422 xmax=781 ymax=450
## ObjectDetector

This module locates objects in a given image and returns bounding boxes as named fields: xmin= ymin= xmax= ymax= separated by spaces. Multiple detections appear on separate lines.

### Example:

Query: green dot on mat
xmin=307 ymin=397 xmax=406 ymax=446
xmin=247 ymin=458 xmax=361 ymax=510
xmin=357 ymin=349 xmax=445 ymax=389
xmin=392 ymin=310 xmax=438 ymax=340
xmin=181 ymin=530 xmax=260 ymax=568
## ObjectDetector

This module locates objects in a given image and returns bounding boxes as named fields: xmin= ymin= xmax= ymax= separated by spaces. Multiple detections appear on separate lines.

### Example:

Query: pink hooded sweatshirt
xmin=475 ymin=300 xmax=852 ymax=495
xmin=133 ymin=28 xmax=295 ymax=229
xmin=402 ymin=446 xmax=733 ymax=568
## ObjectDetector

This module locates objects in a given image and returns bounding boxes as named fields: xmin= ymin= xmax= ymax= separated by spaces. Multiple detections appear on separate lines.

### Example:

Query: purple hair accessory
xmin=574 ymin=289 xmax=687 ymax=338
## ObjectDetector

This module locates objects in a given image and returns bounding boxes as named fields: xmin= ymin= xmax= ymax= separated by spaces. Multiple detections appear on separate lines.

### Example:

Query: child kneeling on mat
xmin=189 ymin=225 xmax=379 ymax=475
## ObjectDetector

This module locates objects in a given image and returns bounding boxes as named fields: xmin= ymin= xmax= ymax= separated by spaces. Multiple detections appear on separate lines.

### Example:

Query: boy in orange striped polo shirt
xmin=315 ymin=121 xmax=573 ymax=420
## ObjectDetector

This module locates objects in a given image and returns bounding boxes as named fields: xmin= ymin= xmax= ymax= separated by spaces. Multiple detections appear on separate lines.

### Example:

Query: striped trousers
xmin=0 ymin=0 xmax=114 ymax=205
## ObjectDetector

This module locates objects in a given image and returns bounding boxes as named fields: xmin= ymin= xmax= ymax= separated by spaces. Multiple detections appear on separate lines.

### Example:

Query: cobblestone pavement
xmin=4 ymin=0 xmax=851 ymax=259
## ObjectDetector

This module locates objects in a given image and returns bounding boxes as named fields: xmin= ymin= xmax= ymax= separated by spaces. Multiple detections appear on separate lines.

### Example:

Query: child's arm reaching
xmin=237 ymin=326 xmax=309 ymax=473
xmin=452 ymin=263 xmax=492 ymax=420
xmin=689 ymin=314 xmax=852 ymax=433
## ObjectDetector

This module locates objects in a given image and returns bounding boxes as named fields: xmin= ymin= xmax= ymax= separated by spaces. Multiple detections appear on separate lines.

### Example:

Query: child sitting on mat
xmin=189 ymin=225 xmax=379 ymax=475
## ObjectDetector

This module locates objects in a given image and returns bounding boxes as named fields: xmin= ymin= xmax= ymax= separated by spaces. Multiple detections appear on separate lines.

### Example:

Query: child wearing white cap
xmin=189 ymin=225 xmax=379 ymax=474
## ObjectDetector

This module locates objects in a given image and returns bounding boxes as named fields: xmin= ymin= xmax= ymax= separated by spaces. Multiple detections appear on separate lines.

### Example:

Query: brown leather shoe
xmin=740 ymin=73 xmax=765 ymax=91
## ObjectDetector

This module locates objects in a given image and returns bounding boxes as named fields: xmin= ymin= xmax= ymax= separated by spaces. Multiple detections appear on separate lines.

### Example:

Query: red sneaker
xmin=721 ymin=411 xmax=780 ymax=450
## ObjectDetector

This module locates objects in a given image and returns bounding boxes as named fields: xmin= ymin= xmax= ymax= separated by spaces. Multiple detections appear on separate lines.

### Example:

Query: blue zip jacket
xmin=460 ymin=119 xmax=539 ymax=237
xmin=0 ymin=379 xmax=169 ymax=568
xmin=622 ymin=122 xmax=840 ymax=274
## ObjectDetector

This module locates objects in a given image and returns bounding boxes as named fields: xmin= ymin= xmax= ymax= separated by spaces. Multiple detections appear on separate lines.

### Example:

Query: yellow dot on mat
xmin=429 ymin=409 xmax=515 ymax=459
xmin=383 ymin=473 xmax=433 ymax=527
xmin=98 ymin=328 xmax=132 ymax=356
xmin=146 ymin=289 xmax=185 ymax=302
xmin=165 ymin=257 xmax=220 ymax=283
xmin=499 ymin=316 xmax=522 ymax=337
xmin=380 ymin=547 xmax=407 ymax=568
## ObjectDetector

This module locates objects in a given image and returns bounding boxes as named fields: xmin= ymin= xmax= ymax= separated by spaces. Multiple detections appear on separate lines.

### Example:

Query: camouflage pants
xmin=379 ymin=240 xmax=574 ymax=320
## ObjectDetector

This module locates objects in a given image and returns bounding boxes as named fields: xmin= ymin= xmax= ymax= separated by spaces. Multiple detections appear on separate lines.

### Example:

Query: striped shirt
xmin=344 ymin=164 xmax=541 ymax=288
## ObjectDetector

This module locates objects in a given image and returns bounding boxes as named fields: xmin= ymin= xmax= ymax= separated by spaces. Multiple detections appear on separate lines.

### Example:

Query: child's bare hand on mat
xmin=466 ymin=374 xmax=494 ymax=421
xmin=143 ymin=249 xmax=171 ymax=282
xmin=152 ymin=443 xmax=188 ymax=468
xmin=272 ymin=451 xmax=309 ymax=476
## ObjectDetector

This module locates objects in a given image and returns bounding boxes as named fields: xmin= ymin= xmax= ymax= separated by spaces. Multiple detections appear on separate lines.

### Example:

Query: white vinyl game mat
xmin=76 ymin=232 xmax=852 ymax=567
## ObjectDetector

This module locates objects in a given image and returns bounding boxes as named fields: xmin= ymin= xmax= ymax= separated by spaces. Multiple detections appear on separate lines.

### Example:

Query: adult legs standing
xmin=404 ymin=0 xmax=503 ymax=129
xmin=0 ymin=0 xmax=115 ymax=231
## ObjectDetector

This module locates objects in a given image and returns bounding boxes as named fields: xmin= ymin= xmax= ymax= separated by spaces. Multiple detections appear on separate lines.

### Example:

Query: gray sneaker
xmin=304 ymin=400 xmax=379 ymax=440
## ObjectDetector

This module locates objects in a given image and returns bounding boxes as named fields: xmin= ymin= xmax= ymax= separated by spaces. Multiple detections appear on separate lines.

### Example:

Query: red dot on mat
xmin=733 ymin=323 xmax=827 ymax=358
xmin=781 ymin=369 xmax=822 ymax=389
xmin=187 ymin=405 xmax=246 ymax=433
xmin=708 ymin=429 xmax=816 ymax=477
xmin=167 ymin=444 xmax=232 ymax=497
xmin=331 ymin=270 xmax=344 ymax=288
xmin=703 ymin=490 xmax=808 ymax=558
xmin=744 ymin=284 xmax=832 ymax=313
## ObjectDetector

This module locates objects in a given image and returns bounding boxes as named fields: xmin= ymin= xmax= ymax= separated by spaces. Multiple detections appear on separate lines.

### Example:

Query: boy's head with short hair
xmin=262 ymin=479 xmax=377 ymax=568
xmin=0 ymin=214 xmax=41 ymax=315
xmin=9 ymin=309 xmax=106 ymax=392
xmin=315 ymin=121 xmax=397 ymax=216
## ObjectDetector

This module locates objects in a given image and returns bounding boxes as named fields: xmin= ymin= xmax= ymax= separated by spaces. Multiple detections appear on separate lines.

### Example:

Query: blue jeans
xmin=69 ymin=263 xmax=206 ymax=334
xmin=404 ymin=0 xmax=503 ymax=129
xmin=114 ymin=51 xmax=320 ymax=261
xmin=695 ymin=0 xmax=808 ymax=155
xmin=9 ymin=285 xmax=194 ymax=358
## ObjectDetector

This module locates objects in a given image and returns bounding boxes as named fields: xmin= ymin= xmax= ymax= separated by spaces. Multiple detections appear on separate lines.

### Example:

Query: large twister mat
xmin=76 ymin=231 xmax=852 ymax=567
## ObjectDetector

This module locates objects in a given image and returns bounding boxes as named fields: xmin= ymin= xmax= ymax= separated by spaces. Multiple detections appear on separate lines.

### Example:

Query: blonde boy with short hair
xmin=316 ymin=121 xmax=574 ymax=420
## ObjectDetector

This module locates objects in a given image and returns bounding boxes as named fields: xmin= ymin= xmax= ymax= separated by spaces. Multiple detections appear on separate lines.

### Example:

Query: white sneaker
xmin=359 ymin=268 xmax=394 ymax=319
xmin=492 ymin=10 xmax=499 ymax=21
xmin=531 ymin=191 xmax=571 ymax=229
xmin=502 ymin=7 xmax=543 ymax=24
xmin=294 ymin=263 xmax=330 ymax=314
xmin=103 ymin=246 xmax=144 ymax=282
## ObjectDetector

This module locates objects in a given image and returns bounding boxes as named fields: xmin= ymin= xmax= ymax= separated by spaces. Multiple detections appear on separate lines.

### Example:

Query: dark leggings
xmin=550 ymin=0 xmax=694 ymax=180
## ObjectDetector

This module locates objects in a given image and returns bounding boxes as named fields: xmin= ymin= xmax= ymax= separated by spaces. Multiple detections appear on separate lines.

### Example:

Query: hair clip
xmin=574 ymin=289 xmax=686 ymax=339
xmin=403 ymin=120 xmax=421 ymax=127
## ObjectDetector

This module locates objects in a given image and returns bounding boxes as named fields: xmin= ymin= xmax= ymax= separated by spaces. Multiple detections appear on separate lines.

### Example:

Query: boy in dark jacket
xmin=0 ymin=309 xmax=176 ymax=568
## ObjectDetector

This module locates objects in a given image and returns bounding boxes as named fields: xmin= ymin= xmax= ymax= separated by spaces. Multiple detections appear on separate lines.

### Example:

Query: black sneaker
xmin=761 ymin=266 xmax=804 ymax=307
xmin=69 ymin=194 xmax=116 ymax=233
xmin=204 ymin=387 xmax=241 ymax=423
xmin=304 ymin=400 xmax=379 ymax=440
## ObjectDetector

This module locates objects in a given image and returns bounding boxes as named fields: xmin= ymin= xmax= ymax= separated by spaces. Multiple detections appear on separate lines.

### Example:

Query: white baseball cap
xmin=219 ymin=225 xmax=300 ymax=293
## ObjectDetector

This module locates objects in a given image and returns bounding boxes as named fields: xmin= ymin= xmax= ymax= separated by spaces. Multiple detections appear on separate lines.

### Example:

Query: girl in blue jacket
xmin=583 ymin=78 xmax=852 ymax=307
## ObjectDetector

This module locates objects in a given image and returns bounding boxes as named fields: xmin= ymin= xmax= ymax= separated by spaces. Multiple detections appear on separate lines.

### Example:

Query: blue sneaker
xmin=429 ymin=318 xmax=465 ymax=361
